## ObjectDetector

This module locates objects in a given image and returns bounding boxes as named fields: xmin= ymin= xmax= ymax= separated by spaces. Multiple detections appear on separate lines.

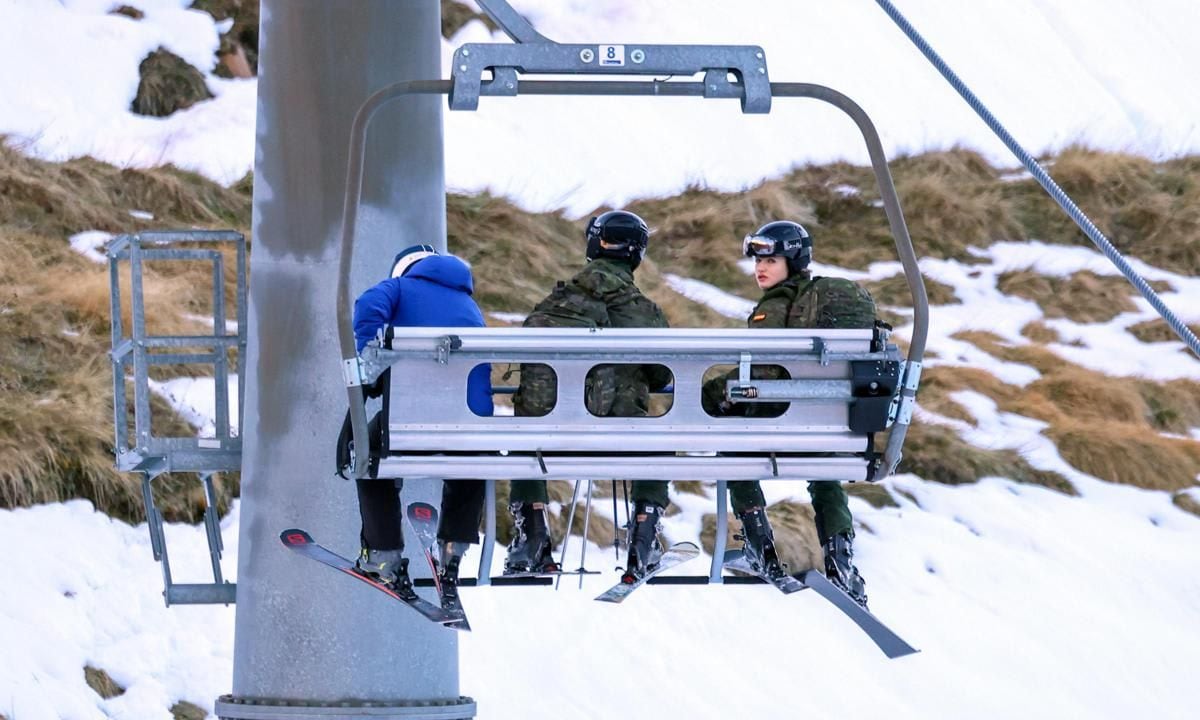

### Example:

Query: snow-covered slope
xmin=3 ymin=1 xmax=1199 ymax=214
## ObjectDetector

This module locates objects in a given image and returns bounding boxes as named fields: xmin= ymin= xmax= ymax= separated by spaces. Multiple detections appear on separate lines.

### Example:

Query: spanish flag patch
xmin=752 ymin=313 xmax=767 ymax=322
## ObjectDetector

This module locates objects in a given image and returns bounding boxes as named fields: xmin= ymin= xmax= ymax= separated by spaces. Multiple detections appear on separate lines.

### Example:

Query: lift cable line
xmin=874 ymin=0 xmax=1200 ymax=359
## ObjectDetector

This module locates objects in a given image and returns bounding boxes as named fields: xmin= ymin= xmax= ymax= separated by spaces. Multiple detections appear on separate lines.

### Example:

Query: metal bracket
xmin=902 ymin=360 xmax=923 ymax=391
xmin=435 ymin=335 xmax=463 ymax=365
xmin=450 ymin=42 xmax=771 ymax=113
xmin=342 ymin=357 xmax=364 ymax=387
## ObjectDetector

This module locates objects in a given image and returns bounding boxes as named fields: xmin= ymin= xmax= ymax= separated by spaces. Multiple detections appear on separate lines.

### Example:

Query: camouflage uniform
xmin=703 ymin=272 xmax=876 ymax=542
xmin=511 ymin=257 xmax=671 ymax=506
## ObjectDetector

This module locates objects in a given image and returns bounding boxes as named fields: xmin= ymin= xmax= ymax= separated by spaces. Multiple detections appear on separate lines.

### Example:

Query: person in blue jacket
xmin=351 ymin=244 xmax=492 ymax=598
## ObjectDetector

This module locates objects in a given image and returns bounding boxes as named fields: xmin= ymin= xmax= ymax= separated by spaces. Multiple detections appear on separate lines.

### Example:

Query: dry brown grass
xmin=901 ymin=422 xmax=1076 ymax=494
xmin=85 ymin=666 xmax=124 ymax=699
xmin=1126 ymin=318 xmax=1200 ymax=344
xmin=1002 ymin=147 xmax=1200 ymax=275
xmin=1049 ymin=421 xmax=1200 ymax=492
xmin=447 ymin=191 xmax=737 ymax=328
xmin=891 ymin=149 xmax=1021 ymax=260
xmin=865 ymin=273 xmax=958 ymax=307
xmin=845 ymin=483 xmax=900 ymax=509
xmin=917 ymin=365 xmax=1021 ymax=425
xmin=997 ymin=270 xmax=1139 ymax=323
xmin=131 ymin=49 xmax=212 ymax=117
xmin=7 ymin=143 xmax=1200 ymax=520
xmin=171 ymin=701 xmax=208 ymax=720
xmin=1021 ymin=321 xmax=1062 ymax=344
xmin=933 ymin=332 xmax=1200 ymax=491
xmin=0 ymin=143 xmax=248 ymax=522
xmin=1135 ymin=380 xmax=1200 ymax=434
xmin=190 ymin=1 xmax=259 ymax=77
xmin=1173 ymin=491 xmax=1200 ymax=518
xmin=441 ymin=0 xmax=498 ymax=38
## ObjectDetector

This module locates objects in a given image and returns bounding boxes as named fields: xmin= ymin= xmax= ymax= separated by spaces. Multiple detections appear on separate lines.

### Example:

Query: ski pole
xmin=578 ymin=480 xmax=594 ymax=589
xmin=611 ymin=480 xmax=619 ymax=562
xmin=556 ymin=479 xmax=582 ymax=590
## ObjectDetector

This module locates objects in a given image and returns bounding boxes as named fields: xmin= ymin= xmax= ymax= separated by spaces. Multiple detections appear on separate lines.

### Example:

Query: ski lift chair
xmin=338 ymin=0 xmax=928 ymax=590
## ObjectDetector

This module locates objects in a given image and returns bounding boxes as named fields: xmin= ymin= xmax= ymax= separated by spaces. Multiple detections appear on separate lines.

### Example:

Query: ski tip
xmin=406 ymin=501 xmax=438 ymax=523
xmin=279 ymin=528 xmax=313 ymax=546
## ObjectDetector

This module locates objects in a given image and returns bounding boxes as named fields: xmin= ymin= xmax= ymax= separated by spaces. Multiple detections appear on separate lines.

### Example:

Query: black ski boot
xmin=823 ymin=533 xmax=868 ymax=608
xmin=736 ymin=506 xmax=785 ymax=579
xmin=436 ymin=541 xmax=465 ymax=601
xmin=624 ymin=503 xmax=665 ymax=582
xmin=355 ymin=548 xmax=413 ymax=595
xmin=503 ymin=502 xmax=558 ymax=574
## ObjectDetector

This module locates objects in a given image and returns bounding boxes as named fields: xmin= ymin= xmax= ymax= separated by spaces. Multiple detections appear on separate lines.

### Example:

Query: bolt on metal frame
xmin=109 ymin=230 xmax=246 ymax=605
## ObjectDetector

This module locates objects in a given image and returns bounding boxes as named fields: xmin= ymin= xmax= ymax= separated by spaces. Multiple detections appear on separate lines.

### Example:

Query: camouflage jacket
xmin=513 ymin=258 xmax=670 ymax=417
xmin=703 ymin=273 xmax=876 ymax=416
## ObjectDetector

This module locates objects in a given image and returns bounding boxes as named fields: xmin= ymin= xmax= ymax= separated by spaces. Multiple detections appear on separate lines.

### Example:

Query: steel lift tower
xmin=216 ymin=2 xmax=472 ymax=718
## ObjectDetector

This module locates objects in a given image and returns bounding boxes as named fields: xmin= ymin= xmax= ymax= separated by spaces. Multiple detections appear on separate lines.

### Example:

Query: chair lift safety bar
xmin=336 ymin=6 xmax=929 ymax=484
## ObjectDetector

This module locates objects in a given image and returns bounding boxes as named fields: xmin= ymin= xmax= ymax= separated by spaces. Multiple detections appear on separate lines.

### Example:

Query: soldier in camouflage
xmin=703 ymin=220 xmax=873 ymax=607
xmin=505 ymin=210 xmax=673 ymax=577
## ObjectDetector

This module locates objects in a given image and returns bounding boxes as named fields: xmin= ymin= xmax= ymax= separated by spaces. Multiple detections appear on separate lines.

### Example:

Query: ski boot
xmin=503 ymin=502 xmax=559 ymax=574
xmin=736 ymin=506 xmax=785 ymax=579
xmin=436 ymin=541 xmax=465 ymax=601
xmin=823 ymin=533 xmax=868 ymax=608
xmin=623 ymin=503 xmax=665 ymax=582
xmin=355 ymin=547 xmax=413 ymax=595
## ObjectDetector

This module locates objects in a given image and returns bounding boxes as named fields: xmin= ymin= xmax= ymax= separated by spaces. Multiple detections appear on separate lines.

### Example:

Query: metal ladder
xmin=109 ymin=231 xmax=246 ymax=605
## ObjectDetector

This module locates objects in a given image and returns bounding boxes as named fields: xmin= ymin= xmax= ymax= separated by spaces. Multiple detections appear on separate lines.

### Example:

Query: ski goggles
xmin=742 ymin=234 xmax=780 ymax=258
xmin=600 ymin=224 xmax=649 ymax=249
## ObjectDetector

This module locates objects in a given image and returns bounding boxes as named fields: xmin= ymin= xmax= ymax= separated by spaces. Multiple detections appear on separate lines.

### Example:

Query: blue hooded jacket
xmin=353 ymin=255 xmax=493 ymax=417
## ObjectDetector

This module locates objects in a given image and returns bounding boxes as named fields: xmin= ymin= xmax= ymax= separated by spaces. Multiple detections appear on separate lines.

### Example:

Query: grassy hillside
xmin=2 ymin=139 xmax=1198 ymax=549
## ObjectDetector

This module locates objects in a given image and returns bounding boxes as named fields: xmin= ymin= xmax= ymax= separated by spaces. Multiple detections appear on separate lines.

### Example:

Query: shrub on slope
xmin=0 ymin=142 xmax=250 ymax=523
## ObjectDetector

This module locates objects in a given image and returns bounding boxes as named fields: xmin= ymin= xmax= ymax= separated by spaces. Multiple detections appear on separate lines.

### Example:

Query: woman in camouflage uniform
xmin=704 ymin=220 xmax=873 ymax=607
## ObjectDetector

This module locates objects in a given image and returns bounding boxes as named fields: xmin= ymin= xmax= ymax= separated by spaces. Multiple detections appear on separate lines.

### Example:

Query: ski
xmin=594 ymin=542 xmax=700 ymax=604
xmin=722 ymin=548 xmax=806 ymax=594
xmin=722 ymin=550 xmax=916 ymax=658
xmin=405 ymin=502 xmax=470 ymax=631
xmin=278 ymin=528 xmax=458 ymax=626
xmin=798 ymin=569 xmax=919 ymax=659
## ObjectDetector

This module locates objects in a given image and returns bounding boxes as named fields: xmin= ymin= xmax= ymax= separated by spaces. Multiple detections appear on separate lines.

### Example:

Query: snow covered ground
xmin=3 ymin=1 xmax=1199 ymax=215
xmin=3 ymin=1 xmax=1200 ymax=719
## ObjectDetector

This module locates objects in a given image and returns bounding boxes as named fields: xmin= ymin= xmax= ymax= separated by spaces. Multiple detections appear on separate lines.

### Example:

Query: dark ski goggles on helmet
xmin=601 ymin=224 xmax=649 ymax=249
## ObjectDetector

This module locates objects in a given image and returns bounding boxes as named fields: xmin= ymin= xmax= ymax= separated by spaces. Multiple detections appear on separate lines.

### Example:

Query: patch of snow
xmin=181 ymin=313 xmax=239 ymax=334
xmin=148 ymin=375 xmax=239 ymax=438
xmin=663 ymin=273 xmax=755 ymax=319
xmin=488 ymin=311 xmax=527 ymax=324
xmin=128 ymin=209 xmax=155 ymax=220
xmin=69 ymin=230 xmax=113 ymax=263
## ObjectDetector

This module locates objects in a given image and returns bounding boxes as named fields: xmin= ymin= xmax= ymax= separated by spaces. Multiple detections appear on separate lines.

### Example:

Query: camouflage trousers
xmin=631 ymin=481 xmax=764 ymax=514
xmin=634 ymin=479 xmax=852 ymax=544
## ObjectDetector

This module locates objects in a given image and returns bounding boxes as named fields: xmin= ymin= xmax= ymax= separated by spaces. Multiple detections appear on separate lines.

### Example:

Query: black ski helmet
xmin=585 ymin=210 xmax=650 ymax=270
xmin=742 ymin=220 xmax=812 ymax=275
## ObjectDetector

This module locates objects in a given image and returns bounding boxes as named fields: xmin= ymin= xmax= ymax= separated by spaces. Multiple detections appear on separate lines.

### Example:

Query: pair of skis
xmin=280 ymin=501 xmax=471 ymax=630
xmin=594 ymin=543 xmax=918 ymax=660
xmin=282 ymin=513 xmax=917 ymax=659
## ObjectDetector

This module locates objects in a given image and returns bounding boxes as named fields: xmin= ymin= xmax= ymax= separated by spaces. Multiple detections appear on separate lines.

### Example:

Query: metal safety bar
xmin=109 ymin=231 xmax=245 ymax=605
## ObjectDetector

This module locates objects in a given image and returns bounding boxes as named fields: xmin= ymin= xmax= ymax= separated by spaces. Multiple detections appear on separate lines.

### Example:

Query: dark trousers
xmin=356 ymin=478 xmax=487 ymax=551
